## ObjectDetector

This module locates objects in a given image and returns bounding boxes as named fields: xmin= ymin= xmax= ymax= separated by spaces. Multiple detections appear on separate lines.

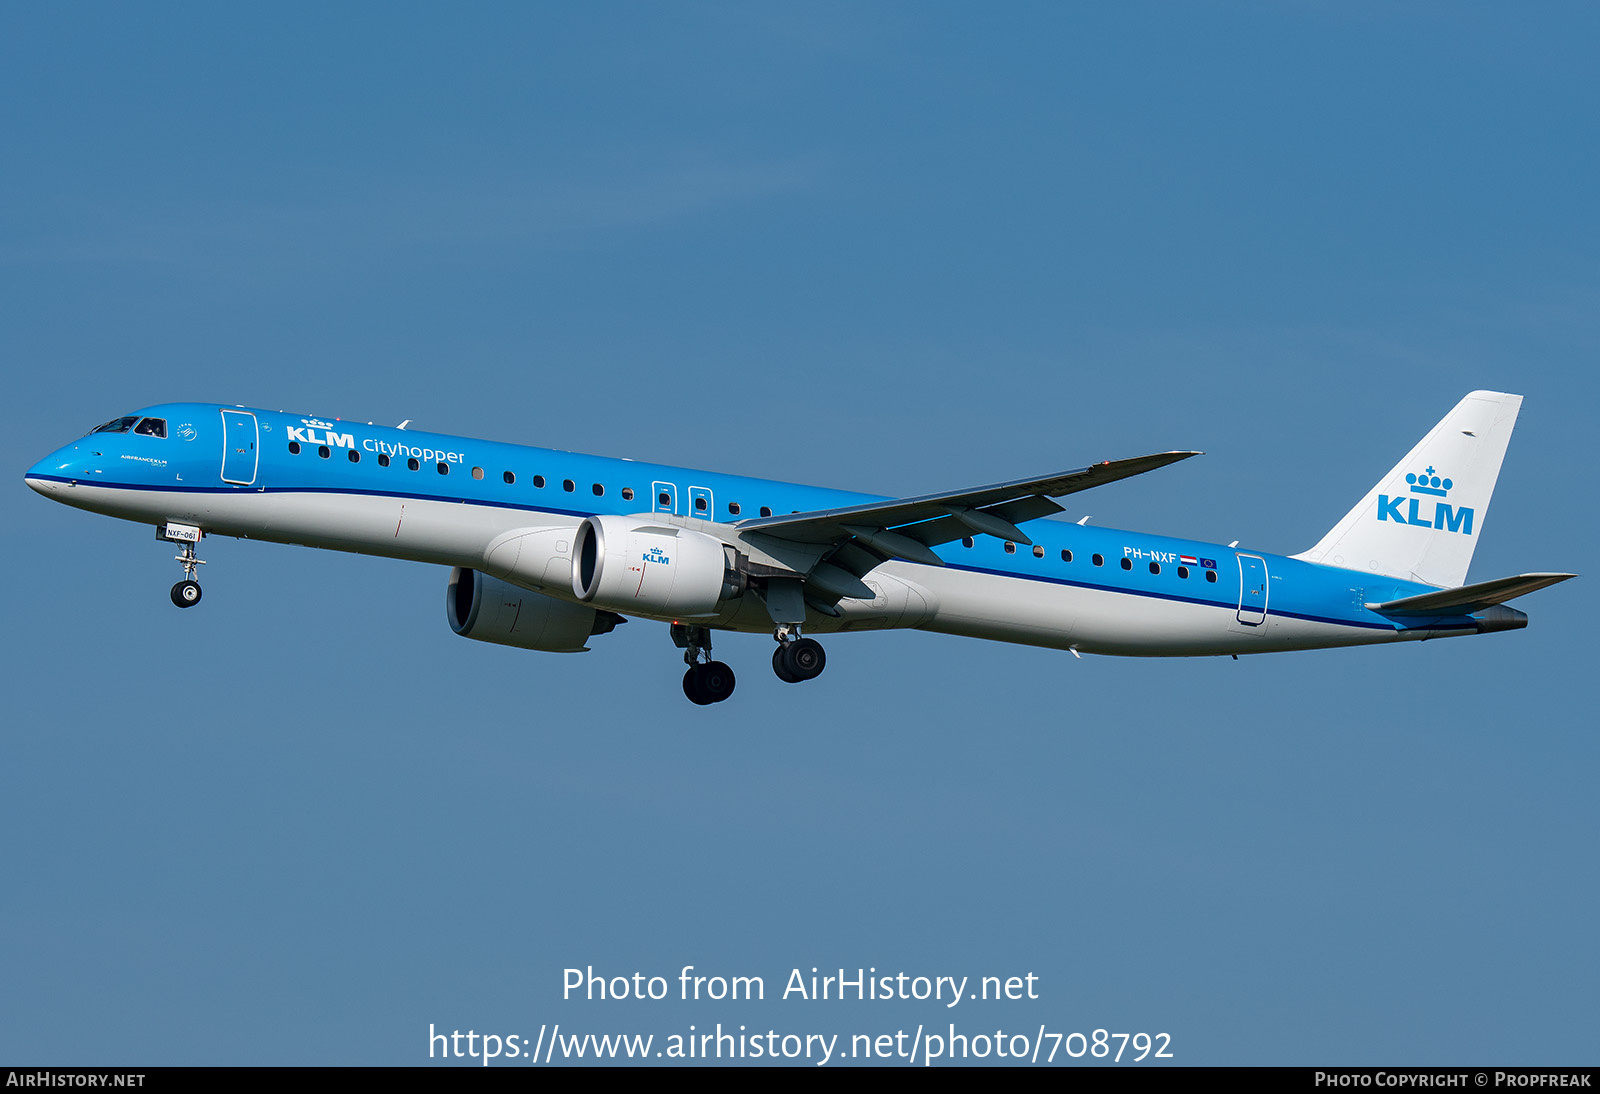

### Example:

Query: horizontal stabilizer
xmin=1366 ymin=572 xmax=1576 ymax=615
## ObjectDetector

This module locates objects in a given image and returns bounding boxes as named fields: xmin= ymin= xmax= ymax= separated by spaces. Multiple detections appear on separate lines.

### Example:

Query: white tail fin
xmin=1292 ymin=391 xmax=1522 ymax=588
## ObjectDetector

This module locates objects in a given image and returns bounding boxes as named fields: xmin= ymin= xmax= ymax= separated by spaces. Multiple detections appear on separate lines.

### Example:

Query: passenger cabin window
xmin=962 ymin=537 xmax=974 ymax=548
xmin=533 ymin=475 xmax=545 ymax=488
xmin=1033 ymin=545 xmax=1045 ymax=558
xmin=318 ymin=446 xmax=330 ymax=458
xmin=133 ymin=418 xmax=167 ymax=438
xmin=472 ymin=466 xmax=484 ymax=480
xmin=1177 ymin=565 xmax=1189 ymax=579
xmin=1061 ymin=549 xmax=1073 ymax=562
xmin=288 ymin=441 xmax=301 ymax=455
xmin=407 ymin=458 xmax=420 ymax=471
xmin=592 ymin=483 xmax=604 ymax=496
xmin=1206 ymin=570 xmax=1217 ymax=583
xmin=1004 ymin=542 xmax=1016 ymax=554
xmin=694 ymin=496 xmax=707 ymax=511
xmin=348 ymin=449 xmax=360 ymax=463
xmin=1120 ymin=557 xmax=1132 ymax=570
xmin=1092 ymin=554 xmax=1104 ymax=566
xmin=728 ymin=502 xmax=740 ymax=515
xmin=503 ymin=471 xmax=515 ymax=484
xmin=563 ymin=479 xmax=575 ymax=492
xmin=378 ymin=454 xmax=391 ymax=467
xmin=622 ymin=487 xmax=634 ymax=501
xmin=760 ymin=506 xmax=772 ymax=518
xmin=1149 ymin=562 xmax=1160 ymax=574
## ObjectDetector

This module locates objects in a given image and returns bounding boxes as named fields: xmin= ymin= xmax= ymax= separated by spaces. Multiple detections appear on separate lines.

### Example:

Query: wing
xmin=732 ymin=452 xmax=1200 ymax=616
xmin=735 ymin=451 xmax=1200 ymax=553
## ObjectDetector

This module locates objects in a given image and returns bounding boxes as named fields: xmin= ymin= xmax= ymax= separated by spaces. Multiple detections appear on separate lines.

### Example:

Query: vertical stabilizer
xmin=1292 ymin=391 xmax=1522 ymax=588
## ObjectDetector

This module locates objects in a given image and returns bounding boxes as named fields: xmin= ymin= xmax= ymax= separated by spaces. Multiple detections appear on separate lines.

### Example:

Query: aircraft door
xmin=1236 ymin=554 xmax=1268 ymax=625
xmin=220 ymin=410 xmax=259 ymax=485
xmin=652 ymin=481 xmax=677 ymax=516
xmin=687 ymin=485 xmax=713 ymax=519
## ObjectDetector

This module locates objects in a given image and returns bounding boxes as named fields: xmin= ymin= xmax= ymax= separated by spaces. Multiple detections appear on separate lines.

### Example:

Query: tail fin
xmin=1292 ymin=391 xmax=1522 ymax=588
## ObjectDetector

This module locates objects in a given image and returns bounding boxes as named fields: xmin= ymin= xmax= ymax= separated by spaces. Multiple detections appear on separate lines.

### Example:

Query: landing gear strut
xmin=671 ymin=623 xmax=736 ymax=705
xmin=771 ymin=625 xmax=826 ymax=684
xmin=166 ymin=530 xmax=206 ymax=609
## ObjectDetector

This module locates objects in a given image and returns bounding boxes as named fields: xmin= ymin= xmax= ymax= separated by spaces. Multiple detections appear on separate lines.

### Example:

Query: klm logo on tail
xmin=1377 ymin=467 xmax=1473 ymax=535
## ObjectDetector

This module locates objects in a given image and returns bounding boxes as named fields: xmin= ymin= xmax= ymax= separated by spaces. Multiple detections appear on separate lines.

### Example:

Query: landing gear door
xmin=220 ymin=410 xmax=259 ymax=486
xmin=1236 ymin=553 xmax=1268 ymax=626
xmin=652 ymin=481 xmax=677 ymax=516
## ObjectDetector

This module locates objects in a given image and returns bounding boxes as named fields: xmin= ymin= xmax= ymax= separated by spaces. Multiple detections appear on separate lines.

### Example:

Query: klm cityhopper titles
xmin=25 ymin=392 xmax=1573 ymax=705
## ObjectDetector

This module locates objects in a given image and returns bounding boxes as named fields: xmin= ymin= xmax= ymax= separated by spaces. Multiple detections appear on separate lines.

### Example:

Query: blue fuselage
xmin=26 ymin=402 xmax=1489 ymax=656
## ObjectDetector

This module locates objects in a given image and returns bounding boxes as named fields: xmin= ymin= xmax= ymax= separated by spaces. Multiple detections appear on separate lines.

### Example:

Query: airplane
xmin=24 ymin=391 xmax=1573 ymax=705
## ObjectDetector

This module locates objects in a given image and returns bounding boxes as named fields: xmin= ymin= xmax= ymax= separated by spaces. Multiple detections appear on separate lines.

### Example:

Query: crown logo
xmin=302 ymin=418 xmax=335 ymax=429
xmin=1406 ymin=466 xmax=1452 ymax=497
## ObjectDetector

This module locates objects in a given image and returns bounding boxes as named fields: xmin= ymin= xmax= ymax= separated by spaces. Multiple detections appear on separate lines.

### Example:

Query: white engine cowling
xmin=571 ymin=515 xmax=735 ymax=619
xmin=479 ymin=526 xmax=574 ymax=591
xmin=447 ymin=568 xmax=622 ymax=652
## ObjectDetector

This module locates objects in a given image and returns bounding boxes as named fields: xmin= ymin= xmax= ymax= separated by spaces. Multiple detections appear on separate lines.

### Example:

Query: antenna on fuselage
xmin=397 ymin=420 xmax=411 ymax=430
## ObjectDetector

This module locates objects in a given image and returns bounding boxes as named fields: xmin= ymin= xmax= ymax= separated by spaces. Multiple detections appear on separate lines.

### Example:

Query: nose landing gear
xmin=161 ymin=523 xmax=206 ymax=609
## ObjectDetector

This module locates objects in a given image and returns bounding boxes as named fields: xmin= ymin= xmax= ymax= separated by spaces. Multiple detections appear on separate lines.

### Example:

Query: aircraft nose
xmin=25 ymin=445 xmax=81 ymax=495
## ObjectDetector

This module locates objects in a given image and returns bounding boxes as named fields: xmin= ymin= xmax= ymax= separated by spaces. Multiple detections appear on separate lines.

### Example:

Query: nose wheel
xmin=162 ymin=524 xmax=206 ymax=609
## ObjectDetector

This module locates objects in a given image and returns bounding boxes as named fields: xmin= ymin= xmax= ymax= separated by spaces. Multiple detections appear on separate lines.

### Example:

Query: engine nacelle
xmin=571 ymin=515 xmax=736 ymax=619
xmin=447 ymin=568 xmax=622 ymax=653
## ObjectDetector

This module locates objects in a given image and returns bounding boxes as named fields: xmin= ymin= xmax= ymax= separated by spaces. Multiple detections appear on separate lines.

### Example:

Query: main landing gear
xmin=771 ymin=626 xmax=826 ymax=684
xmin=668 ymin=623 xmax=829 ymax=706
xmin=167 ymin=532 xmax=206 ymax=609
xmin=671 ymin=623 xmax=737 ymax=706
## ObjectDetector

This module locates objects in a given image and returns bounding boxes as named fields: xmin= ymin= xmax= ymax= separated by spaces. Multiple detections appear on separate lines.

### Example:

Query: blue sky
xmin=3 ymin=3 xmax=1595 ymax=1065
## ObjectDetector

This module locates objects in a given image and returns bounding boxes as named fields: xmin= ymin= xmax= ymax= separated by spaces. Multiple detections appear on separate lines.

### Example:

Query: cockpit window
xmin=133 ymin=417 xmax=167 ymax=438
xmin=90 ymin=416 xmax=140 ymax=434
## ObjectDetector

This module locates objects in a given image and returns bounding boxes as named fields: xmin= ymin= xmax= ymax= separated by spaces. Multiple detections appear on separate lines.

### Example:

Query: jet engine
xmin=571 ymin=515 xmax=740 ymax=619
xmin=447 ymin=567 xmax=622 ymax=653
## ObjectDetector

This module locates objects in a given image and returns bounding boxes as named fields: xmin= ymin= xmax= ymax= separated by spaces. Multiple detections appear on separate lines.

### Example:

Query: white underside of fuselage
xmin=32 ymin=479 xmax=1418 ymax=657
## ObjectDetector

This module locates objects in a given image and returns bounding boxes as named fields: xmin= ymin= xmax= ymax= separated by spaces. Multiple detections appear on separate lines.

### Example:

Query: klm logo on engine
xmin=1377 ymin=467 xmax=1473 ymax=535
xmin=643 ymin=545 xmax=671 ymax=566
